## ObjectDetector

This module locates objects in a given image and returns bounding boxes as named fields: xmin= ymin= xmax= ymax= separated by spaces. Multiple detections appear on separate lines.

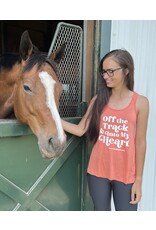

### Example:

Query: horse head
xmin=13 ymin=31 xmax=66 ymax=159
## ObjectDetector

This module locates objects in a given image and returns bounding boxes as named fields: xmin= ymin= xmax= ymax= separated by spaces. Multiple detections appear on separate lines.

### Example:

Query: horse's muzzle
xmin=38 ymin=134 xmax=67 ymax=159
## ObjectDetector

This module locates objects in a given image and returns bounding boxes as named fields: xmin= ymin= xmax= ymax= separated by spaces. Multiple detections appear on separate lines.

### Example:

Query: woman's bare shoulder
xmin=137 ymin=94 xmax=149 ymax=112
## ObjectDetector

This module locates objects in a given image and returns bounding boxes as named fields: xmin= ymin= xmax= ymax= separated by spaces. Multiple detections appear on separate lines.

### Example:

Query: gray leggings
xmin=87 ymin=174 xmax=138 ymax=211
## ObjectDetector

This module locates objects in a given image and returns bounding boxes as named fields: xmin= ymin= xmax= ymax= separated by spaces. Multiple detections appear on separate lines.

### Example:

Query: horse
xmin=0 ymin=30 xmax=66 ymax=159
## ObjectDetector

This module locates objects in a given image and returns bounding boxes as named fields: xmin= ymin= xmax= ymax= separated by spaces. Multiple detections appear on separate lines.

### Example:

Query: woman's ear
xmin=124 ymin=68 xmax=129 ymax=76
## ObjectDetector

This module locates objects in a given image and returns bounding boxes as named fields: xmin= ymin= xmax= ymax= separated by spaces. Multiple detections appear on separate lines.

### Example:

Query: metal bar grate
xmin=48 ymin=22 xmax=83 ymax=117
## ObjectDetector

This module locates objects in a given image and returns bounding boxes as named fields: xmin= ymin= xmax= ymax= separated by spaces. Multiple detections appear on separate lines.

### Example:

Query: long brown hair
xmin=87 ymin=49 xmax=134 ymax=144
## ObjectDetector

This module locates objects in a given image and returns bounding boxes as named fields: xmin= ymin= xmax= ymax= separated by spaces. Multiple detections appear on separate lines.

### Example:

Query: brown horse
xmin=0 ymin=31 xmax=66 ymax=159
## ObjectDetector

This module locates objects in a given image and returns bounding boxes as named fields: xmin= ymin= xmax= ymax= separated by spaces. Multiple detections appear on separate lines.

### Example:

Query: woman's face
xmin=102 ymin=57 xmax=126 ymax=89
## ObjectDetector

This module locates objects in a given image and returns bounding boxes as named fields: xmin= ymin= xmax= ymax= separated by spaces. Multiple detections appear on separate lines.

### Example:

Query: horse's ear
xmin=49 ymin=43 xmax=65 ymax=64
xmin=19 ymin=30 xmax=34 ymax=61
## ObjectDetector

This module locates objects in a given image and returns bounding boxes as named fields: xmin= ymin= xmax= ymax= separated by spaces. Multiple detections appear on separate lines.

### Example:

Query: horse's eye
xmin=23 ymin=84 xmax=32 ymax=93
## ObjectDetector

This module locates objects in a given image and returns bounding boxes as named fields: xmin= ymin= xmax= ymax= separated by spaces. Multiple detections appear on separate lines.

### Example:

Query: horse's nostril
xmin=49 ymin=137 xmax=53 ymax=143
xmin=48 ymin=137 xmax=54 ymax=147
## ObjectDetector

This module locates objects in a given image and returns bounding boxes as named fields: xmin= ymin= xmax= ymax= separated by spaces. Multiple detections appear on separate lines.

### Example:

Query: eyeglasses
xmin=101 ymin=67 xmax=122 ymax=77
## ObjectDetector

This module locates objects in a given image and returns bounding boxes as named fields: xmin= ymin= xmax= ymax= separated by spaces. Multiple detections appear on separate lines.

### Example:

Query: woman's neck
xmin=108 ymin=87 xmax=133 ymax=109
xmin=111 ymin=86 xmax=131 ymax=99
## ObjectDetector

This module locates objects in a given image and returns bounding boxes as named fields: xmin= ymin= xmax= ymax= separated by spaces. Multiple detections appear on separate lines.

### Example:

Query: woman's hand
xmin=61 ymin=96 xmax=97 ymax=137
xmin=130 ymin=179 xmax=142 ymax=205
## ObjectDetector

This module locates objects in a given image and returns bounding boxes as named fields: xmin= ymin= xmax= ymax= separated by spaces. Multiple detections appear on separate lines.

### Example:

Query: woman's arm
xmin=130 ymin=95 xmax=149 ymax=204
xmin=61 ymin=96 xmax=97 ymax=137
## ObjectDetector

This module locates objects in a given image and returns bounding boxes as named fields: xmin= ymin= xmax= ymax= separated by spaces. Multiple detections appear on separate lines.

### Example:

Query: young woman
xmin=62 ymin=49 xmax=149 ymax=211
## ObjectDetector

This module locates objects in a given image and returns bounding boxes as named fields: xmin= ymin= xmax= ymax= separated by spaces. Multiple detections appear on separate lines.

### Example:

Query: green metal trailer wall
xmin=0 ymin=118 xmax=91 ymax=211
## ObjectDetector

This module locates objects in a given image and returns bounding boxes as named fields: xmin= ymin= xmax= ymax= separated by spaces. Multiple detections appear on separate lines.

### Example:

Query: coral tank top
xmin=87 ymin=92 xmax=138 ymax=184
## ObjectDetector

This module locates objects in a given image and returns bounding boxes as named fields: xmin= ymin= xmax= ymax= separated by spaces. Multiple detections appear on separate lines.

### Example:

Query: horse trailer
xmin=0 ymin=21 xmax=97 ymax=211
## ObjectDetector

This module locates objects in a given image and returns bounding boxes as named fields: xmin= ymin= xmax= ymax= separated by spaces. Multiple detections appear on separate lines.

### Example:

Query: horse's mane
xmin=23 ymin=52 xmax=58 ymax=74
xmin=0 ymin=53 xmax=20 ymax=70
xmin=0 ymin=52 xmax=59 ymax=75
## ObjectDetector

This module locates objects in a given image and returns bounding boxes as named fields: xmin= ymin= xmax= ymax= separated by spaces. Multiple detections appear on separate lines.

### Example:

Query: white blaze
xmin=39 ymin=71 xmax=65 ymax=143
